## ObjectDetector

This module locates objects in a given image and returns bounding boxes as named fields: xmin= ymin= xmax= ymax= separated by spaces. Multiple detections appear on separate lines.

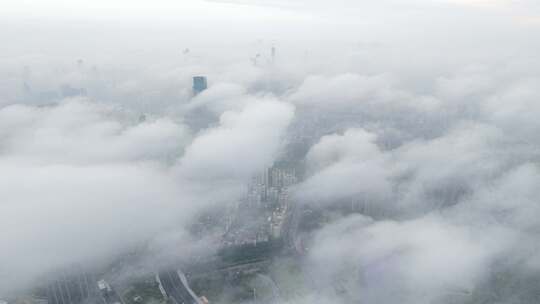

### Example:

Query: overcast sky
xmin=2 ymin=1 xmax=540 ymax=303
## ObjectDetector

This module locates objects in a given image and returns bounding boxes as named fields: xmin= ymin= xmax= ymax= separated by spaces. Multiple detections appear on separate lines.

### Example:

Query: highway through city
xmin=157 ymin=270 xmax=201 ymax=304
xmin=255 ymin=274 xmax=281 ymax=302
xmin=282 ymin=200 xmax=303 ymax=255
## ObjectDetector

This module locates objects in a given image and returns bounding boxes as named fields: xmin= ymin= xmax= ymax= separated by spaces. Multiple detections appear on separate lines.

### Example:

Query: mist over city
xmin=1 ymin=1 xmax=540 ymax=303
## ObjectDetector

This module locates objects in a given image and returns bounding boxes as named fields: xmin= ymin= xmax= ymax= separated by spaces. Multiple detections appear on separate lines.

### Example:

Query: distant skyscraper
xmin=192 ymin=76 xmax=208 ymax=95
xmin=271 ymin=46 xmax=276 ymax=64
xmin=251 ymin=53 xmax=261 ymax=66
xmin=182 ymin=48 xmax=190 ymax=62
xmin=21 ymin=66 xmax=33 ymax=97
xmin=22 ymin=81 xmax=32 ymax=95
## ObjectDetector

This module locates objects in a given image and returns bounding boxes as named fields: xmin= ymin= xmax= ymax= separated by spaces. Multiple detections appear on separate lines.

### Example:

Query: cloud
xmin=185 ymin=82 xmax=248 ymax=115
xmin=0 ymin=100 xmax=189 ymax=292
xmin=179 ymin=97 xmax=295 ymax=180
xmin=293 ymin=129 xmax=391 ymax=205
xmin=1 ymin=0 xmax=540 ymax=302
xmin=305 ymin=212 xmax=504 ymax=304
xmin=0 ymin=96 xmax=294 ymax=294
xmin=0 ymin=100 xmax=190 ymax=164
xmin=292 ymin=103 xmax=540 ymax=303
xmin=288 ymin=73 xmax=441 ymax=113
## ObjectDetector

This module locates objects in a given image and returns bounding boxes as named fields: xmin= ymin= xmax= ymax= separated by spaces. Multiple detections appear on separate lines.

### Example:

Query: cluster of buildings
xmin=251 ymin=165 xmax=297 ymax=239
xmin=221 ymin=217 xmax=269 ymax=247
xmin=222 ymin=164 xmax=297 ymax=247
xmin=248 ymin=165 xmax=297 ymax=207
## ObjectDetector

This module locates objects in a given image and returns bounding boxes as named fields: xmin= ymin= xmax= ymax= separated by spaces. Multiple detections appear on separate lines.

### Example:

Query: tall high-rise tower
xmin=192 ymin=76 xmax=208 ymax=96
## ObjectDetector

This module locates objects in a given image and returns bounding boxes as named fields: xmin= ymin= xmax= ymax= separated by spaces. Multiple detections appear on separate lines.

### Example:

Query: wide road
xmin=282 ymin=200 xmax=303 ymax=255
xmin=158 ymin=270 xmax=200 ymax=304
